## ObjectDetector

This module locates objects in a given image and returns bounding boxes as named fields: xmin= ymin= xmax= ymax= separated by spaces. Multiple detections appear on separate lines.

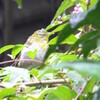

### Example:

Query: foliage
xmin=0 ymin=0 xmax=100 ymax=100
xmin=15 ymin=0 xmax=23 ymax=9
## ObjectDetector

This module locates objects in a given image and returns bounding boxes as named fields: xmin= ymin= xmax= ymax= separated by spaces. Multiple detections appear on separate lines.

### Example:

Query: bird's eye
xmin=37 ymin=28 xmax=48 ymax=38
xmin=38 ymin=32 xmax=44 ymax=38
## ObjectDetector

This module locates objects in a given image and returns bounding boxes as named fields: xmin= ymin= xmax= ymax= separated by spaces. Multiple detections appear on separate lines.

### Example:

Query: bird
xmin=18 ymin=28 xmax=49 ymax=70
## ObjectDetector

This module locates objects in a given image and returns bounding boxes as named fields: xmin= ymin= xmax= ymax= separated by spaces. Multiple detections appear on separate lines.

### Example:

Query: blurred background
xmin=0 ymin=0 xmax=62 ymax=62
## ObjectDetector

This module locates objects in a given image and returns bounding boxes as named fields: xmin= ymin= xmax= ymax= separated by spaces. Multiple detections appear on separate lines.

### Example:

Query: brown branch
xmin=86 ymin=0 xmax=91 ymax=10
xmin=15 ymin=78 xmax=69 ymax=86
xmin=0 ymin=59 xmax=44 ymax=65
xmin=58 ymin=72 xmax=73 ymax=89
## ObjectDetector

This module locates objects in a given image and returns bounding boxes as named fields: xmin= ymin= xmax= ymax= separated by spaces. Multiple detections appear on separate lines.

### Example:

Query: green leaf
xmin=52 ymin=0 xmax=75 ymax=21
xmin=38 ymin=67 xmax=54 ymax=79
xmin=38 ymin=88 xmax=54 ymax=100
xmin=45 ymin=1 xmax=100 ymax=60
xmin=15 ymin=0 xmax=23 ymax=9
xmin=79 ymin=0 xmax=87 ymax=11
xmin=63 ymin=34 xmax=77 ymax=45
xmin=2 ymin=67 xmax=30 ymax=88
xmin=58 ymin=54 xmax=77 ymax=61
xmin=47 ymin=53 xmax=77 ymax=64
xmin=46 ymin=15 xmax=69 ymax=31
xmin=49 ymin=23 xmax=68 ymax=35
xmin=46 ymin=93 xmax=60 ymax=100
xmin=69 ymin=31 xmax=99 ymax=52
xmin=89 ymin=0 xmax=98 ymax=9
xmin=27 ymin=49 xmax=38 ymax=59
xmin=12 ymin=44 xmax=24 ymax=59
xmin=66 ymin=70 xmax=85 ymax=84
xmin=45 ymin=24 xmax=74 ymax=60
xmin=52 ymin=85 xmax=76 ymax=100
xmin=84 ymin=78 xmax=96 ymax=94
xmin=29 ymin=68 xmax=39 ymax=77
xmin=49 ymin=34 xmax=77 ymax=45
xmin=51 ymin=61 xmax=100 ymax=80
xmin=38 ymin=86 xmax=76 ymax=100
xmin=0 ymin=88 xmax=16 ymax=99
xmin=82 ymin=38 xmax=97 ymax=58
xmin=69 ymin=30 xmax=100 ymax=58
xmin=0 ymin=45 xmax=15 ymax=54
xmin=79 ymin=0 xmax=98 ymax=10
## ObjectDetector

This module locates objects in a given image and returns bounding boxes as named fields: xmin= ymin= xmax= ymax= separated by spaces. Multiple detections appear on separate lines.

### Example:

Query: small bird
xmin=18 ymin=29 xmax=49 ymax=69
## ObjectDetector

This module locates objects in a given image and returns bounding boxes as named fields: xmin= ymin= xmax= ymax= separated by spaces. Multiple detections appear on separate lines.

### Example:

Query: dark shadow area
xmin=0 ymin=0 xmax=62 ymax=62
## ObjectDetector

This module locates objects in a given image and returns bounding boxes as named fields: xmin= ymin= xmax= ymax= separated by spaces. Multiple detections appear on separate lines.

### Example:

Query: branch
xmin=0 ymin=59 xmax=43 ymax=65
xmin=84 ymin=0 xmax=91 ymax=33
xmin=74 ymin=77 xmax=91 ymax=100
xmin=58 ymin=72 xmax=73 ymax=89
xmin=86 ymin=0 xmax=91 ymax=10
xmin=15 ymin=78 xmax=69 ymax=86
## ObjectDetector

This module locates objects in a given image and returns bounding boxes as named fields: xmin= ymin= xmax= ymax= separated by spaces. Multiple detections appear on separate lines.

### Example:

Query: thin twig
xmin=58 ymin=72 xmax=73 ymax=89
xmin=0 ymin=59 xmax=43 ymax=65
xmin=83 ymin=0 xmax=91 ymax=33
xmin=15 ymin=78 xmax=69 ymax=86
xmin=87 ymin=0 xmax=91 ymax=10
xmin=74 ymin=77 xmax=91 ymax=100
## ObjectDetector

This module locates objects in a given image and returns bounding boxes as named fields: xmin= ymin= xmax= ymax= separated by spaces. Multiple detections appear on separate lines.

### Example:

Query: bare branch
xmin=0 ymin=59 xmax=43 ymax=65
xmin=15 ymin=78 xmax=69 ymax=86
xmin=74 ymin=77 xmax=91 ymax=100
xmin=58 ymin=72 xmax=73 ymax=89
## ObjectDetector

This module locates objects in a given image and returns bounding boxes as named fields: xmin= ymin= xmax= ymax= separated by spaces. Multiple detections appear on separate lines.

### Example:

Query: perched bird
xmin=18 ymin=29 xmax=49 ymax=69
